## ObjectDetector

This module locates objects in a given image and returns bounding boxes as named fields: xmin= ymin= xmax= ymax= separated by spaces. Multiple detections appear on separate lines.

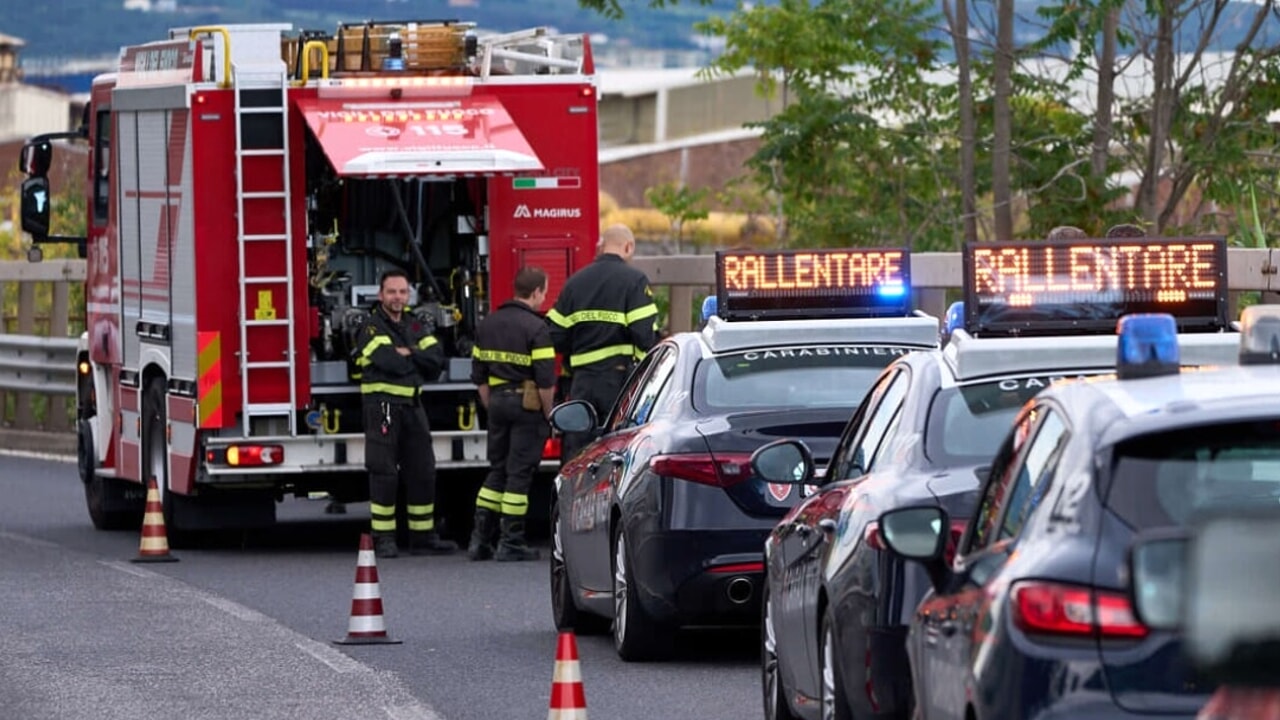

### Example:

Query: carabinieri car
xmin=878 ymin=306 xmax=1280 ymax=720
xmin=750 ymin=236 xmax=1242 ymax=719
xmin=547 ymin=246 xmax=939 ymax=660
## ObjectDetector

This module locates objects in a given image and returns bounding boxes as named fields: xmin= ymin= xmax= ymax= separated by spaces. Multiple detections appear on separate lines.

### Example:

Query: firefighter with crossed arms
xmin=547 ymin=224 xmax=660 ymax=464
xmin=355 ymin=269 xmax=458 ymax=559
xmin=466 ymin=267 xmax=557 ymax=562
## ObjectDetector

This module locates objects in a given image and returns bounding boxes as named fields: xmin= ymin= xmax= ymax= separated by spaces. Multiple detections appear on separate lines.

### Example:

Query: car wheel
xmin=762 ymin=585 xmax=801 ymax=720
xmin=81 ymin=419 xmax=143 ymax=531
xmin=612 ymin=527 xmax=674 ymax=661
xmin=550 ymin=501 xmax=609 ymax=634
xmin=820 ymin=609 xmax=852 ymax=720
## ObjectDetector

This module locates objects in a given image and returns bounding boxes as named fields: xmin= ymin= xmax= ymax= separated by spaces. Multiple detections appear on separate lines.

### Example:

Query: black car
xmin=877 ymin=309 xmax=1278 ymax=720
xmin=547 ymin=248 xmax=941 ymax=660
xmin=751 ymin=321 xmax=1242 ymax=717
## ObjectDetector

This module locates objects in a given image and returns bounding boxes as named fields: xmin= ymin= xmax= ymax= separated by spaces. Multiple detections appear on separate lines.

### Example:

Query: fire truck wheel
xmin=81 ymin=418 xmax=143 ymax=531
xmin=143 ymin=378 xmax=190 ymax=547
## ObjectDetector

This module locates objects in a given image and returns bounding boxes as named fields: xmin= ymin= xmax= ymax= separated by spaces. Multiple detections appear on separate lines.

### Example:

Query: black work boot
xmin=467 ymin=508 xmax=498 ymax=561
xmin=495 ymin=517 xmax=541 ymax=562
xmin=408 ymin=530 xmax=458 ymax=556
xmin=373 ymin=533 xmax=399 ymax=559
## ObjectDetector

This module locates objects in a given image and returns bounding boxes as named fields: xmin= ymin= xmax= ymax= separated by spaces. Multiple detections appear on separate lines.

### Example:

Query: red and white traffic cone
xmin=131 ymin=475 xmax=178 ymax=563
xmin=548 ymin=631 xmax=587 ymax=719
xmin=334 ymin=533 xmax=401 ymax=645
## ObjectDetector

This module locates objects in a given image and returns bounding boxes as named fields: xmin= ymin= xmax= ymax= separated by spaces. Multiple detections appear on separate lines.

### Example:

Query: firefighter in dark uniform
xmin=467 ymin=267 xmax=556 ymax=562
xmin=547 ymin=224 xmax=659 ymax=463
xmin=355 ymin=269 xmax=458 ymax=559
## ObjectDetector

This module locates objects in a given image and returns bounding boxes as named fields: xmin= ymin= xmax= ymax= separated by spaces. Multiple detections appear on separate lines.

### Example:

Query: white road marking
xmin=0 ymin=449 xmax=76 ymax=464
xmin=294 ymin=638 xmax=369 ymax=674
xmin=100 ymin=559 xmax=162 ymax=578
xmin=384 ymin=703 xmax=446 ymax=720
xmin=202 ymin=595 xmax=270 ymax=623
xmin=0 ymin=530 xmax=60 ymax=548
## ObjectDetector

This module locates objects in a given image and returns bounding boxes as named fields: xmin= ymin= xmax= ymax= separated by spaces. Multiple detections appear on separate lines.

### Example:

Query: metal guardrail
xmin=0 ymin=335 xmax=79 ymax=395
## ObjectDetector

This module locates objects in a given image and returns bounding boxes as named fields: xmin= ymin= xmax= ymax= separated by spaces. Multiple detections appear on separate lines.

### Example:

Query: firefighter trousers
xmin=477 ymin=390 xmax=549 ymax=519
xmin=363 ymin=399 xmax=437 ymax=538
xmin=562 ymin=365 xmax=629 ymax=463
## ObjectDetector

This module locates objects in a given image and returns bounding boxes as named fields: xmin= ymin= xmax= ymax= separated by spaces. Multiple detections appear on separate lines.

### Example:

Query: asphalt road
xmin=0 ymin=452 xmax=760 ymax=720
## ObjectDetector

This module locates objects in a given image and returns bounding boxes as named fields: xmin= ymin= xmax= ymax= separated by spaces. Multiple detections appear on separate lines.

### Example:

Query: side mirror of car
xmin=750 ymin=439 xmax=815 ymax=486
xmin=878 ymin=505 xmax=952 ymax=592
xmin=1129 ymin=510 xmax=1280 ymax=689
xmin=548 ymin=400 xmax=598 ymax=435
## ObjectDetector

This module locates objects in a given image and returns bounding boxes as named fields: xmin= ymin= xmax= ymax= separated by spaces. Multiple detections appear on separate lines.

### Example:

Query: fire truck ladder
xmin=232 ymin=62 xmax=297 ymax=437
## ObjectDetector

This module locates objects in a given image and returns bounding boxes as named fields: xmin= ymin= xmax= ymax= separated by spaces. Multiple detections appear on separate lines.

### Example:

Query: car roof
xmin=933 ymin=329 xmax=1241 ymax=385
xmin=1052 ymin=364 xmax=1280 ymax=427
xmin=691 ymin=313 xmax=940 ymax=356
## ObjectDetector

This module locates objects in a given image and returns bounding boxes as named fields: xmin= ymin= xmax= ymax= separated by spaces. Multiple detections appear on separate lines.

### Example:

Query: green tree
xmin=698 ymin=0 xmax=958 ymax=249
xmin=645 ymin=182 xmax=710 ymax=253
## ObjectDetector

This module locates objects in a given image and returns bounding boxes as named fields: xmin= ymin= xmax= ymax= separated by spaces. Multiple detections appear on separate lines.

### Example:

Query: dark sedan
xmin=750 ymin=323 xmax=1243 ymax=720
xmin=547 ymin=311 xmax=941 ymax=661
xmin=878 ymin=311 xmax=1280 ymax=720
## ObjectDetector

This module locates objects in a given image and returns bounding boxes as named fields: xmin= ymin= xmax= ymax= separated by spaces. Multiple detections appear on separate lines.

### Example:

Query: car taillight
xmin=206 ymin=444 xmax=284 ymax=467
xmin=1011 ymin=581 xmax=1147 ymax=639
xmin=543 ymin=436 xmax=561 ymax=460
xmin=650 ymin=453 xmax=753 ymax=488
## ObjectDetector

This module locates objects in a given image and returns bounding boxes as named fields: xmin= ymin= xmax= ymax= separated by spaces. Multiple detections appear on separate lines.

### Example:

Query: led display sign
xmin=715 ymin=248 xmax=912 ymax=320
xmin=963 ymin=237 xmax=1228 ymax=335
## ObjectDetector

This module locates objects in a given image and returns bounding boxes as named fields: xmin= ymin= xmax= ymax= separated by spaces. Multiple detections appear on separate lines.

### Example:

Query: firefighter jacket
xmin=354 ymin=304 xmax=445 ymax=403
xmin=470 ymin=300 xmax=556 ymax=390
xmin=546 ymin=254 xmax=659 ymax=371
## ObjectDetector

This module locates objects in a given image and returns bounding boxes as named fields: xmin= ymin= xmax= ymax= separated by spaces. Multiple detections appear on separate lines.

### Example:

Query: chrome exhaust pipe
xmin=726 ymin=576 xmax=754 ymax=605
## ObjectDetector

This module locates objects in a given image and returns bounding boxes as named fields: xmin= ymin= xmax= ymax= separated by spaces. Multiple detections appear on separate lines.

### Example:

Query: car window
xmin=605 ymin=350 xmax=663 ymax=432
xmin=694 ymin=344 xmax=908 ymax=413
xmin=925 ymin=374 xmax=1096 ymax=467
xmin=849 ymin=370 xmax=909 ymax=476
xmin=827 ymin=372 xmax=886 ymax=482
xmin=624 ymin=348 xmax=678 ymax=427
xmin=1106 ymin=418 xmax=1280 ymax=530
xmin=996 ymin=409 xmax=1067 ymax=541
xmin=965 ymin=406 xmax=1039 ymax=554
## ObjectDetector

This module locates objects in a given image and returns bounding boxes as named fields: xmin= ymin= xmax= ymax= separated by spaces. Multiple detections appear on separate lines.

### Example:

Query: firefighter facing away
xmin=356 ymin=269 xmax=458 ymax=559
xmin=547 ymin=224 xmax=660 ymax=463
xmin=468 ymin=267 xmax=556 ymax=562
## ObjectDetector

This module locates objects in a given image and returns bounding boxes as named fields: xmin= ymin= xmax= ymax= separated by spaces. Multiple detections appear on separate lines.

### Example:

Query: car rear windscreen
xmin=1106 ymin=419 xmax=1280 ymax=530
xmin=694 ymin=345 xmax=908 ymax=411
xmin=925 ymin=375 xmax=1089 ymax=466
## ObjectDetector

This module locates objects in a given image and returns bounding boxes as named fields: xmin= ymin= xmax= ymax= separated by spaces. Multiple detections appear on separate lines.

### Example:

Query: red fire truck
xmin=17 ymin=20 xmax=599 ymax=540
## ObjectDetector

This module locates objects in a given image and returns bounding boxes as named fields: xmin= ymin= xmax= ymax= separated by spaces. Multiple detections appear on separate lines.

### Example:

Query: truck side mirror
xmin=19 ymin=140 xmax=52 ymax=177
xmin=20 ymin=176 xmax=51 ymax=240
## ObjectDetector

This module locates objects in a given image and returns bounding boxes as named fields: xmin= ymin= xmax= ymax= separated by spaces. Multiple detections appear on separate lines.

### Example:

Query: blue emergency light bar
xmin=701 ymin=295 xmax=719 ymax=323
xmin=962 ymin=237 xmax=1228 ymax=336
xmin=715 ymin=247 xmax=912 ymax=321
xmin=1116 ymin=314 xmax=1181 ymax=380
xmin=944 ymin=301 xmax=965 ymax=339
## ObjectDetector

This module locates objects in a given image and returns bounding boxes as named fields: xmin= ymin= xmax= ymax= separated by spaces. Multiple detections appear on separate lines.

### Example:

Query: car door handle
xmin=939 ymin=621 xmax=959 ymax=637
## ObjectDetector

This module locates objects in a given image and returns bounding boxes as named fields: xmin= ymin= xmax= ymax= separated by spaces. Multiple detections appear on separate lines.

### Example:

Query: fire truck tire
xmin=81 ymin=418 xmax=143 ymax=531
xmin=143 ymin=378 xmax=192 ymax=548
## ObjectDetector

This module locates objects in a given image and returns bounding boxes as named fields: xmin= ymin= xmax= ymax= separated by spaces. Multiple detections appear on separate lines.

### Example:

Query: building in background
xmin=0 ymin=32 xmax=76 ymax=143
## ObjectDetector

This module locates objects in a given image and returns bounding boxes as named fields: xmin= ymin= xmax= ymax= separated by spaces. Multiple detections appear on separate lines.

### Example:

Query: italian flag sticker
xmin=513 ymin=177 xmax=581 ymax=190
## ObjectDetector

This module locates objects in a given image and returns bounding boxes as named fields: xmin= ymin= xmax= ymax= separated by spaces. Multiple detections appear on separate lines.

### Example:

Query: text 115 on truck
xmin=17 ymin=20 xmax=600 ymax=538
